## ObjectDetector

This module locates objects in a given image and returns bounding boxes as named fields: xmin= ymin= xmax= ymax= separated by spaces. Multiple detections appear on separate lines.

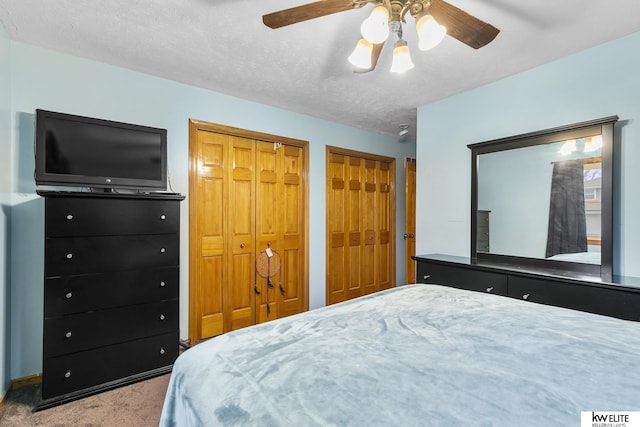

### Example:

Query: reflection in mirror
xmin=469 ymin=116 xmax=617 ymax=277
xmin=477 ymin=138 xmax=601 ymax=264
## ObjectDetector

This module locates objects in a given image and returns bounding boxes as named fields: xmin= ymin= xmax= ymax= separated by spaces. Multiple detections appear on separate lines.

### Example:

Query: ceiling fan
xmin=263 ymin=0 xmax=499 ymax=73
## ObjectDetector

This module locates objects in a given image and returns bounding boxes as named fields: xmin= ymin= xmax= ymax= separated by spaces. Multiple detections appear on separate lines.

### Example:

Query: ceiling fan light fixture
xmin=360 ymin=5 xmax=390 ymax=44
xmin=390 ymin=40 xmax=414 ymax=73
xmin=416 ymin=14 xmax=446 ymax=51
xmin=348 ymin=38 xmax=374 ymax=69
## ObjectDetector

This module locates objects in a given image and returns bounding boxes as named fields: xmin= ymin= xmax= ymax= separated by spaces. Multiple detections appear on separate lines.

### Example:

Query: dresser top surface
xmin=413 ymin=254 xmax=640 ymax=290
xmin=37 ymin=189 xmax=185 ymax=201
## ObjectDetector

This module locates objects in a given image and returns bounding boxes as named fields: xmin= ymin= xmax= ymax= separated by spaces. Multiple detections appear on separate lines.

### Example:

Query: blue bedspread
xmin=160 ymin=284 xmax=640 ymax=426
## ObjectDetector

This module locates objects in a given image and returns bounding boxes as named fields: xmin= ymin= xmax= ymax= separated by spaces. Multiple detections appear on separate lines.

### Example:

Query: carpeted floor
xmin=0 ymin=374 xmax=170 ymax=426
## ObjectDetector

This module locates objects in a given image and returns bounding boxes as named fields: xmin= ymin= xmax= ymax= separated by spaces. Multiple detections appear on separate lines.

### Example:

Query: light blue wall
xmin=5 ymin=41 xmax=415 ymax=380
xmin=0 ymin=22 xmax=12 ymax=399
xmin=416 ymin=31 xmax=640 ymax=277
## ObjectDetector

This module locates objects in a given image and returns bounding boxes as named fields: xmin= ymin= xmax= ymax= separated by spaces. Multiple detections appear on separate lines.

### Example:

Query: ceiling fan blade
xmin=354 ymin=42 xmax=384 ymax=73
xmin=428 ymin=0 xmax=500 ymax=49
xmin=263 ymin=0 xmax=358 ymax=29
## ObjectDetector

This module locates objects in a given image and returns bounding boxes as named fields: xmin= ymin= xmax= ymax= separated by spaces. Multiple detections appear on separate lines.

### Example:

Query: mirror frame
xmin=469 ymin=116 xmax=618 ymax=278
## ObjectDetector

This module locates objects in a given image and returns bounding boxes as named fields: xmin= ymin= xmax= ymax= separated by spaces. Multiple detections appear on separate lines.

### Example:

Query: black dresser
xmin=38 ymin=191 xmax=184 ymax=409
xmin=414 ymin=254 xmax=640 ymax=322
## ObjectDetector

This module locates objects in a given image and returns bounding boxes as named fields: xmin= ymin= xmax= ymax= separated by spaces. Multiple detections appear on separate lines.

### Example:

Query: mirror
xmin=469 ymin=117 xmax=617 ymax=277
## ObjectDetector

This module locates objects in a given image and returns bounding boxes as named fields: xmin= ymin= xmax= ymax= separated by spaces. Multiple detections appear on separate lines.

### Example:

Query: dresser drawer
xmin=45 ymin=234 xmax=178 ymax=276
xmin=45 ymin=197 xmax=179 ymax=237
xmin=44 ymin=299 xmax=178 ymax=357
xmin=45 ymin=267 xmax=178 ymax=317
xmin=417 ymin=262 xmax=508 ymax=295
xmin=42 ymin=331 xmax=178 ymax=400
xmin=508 ymin=276 xmax=640 ymax=321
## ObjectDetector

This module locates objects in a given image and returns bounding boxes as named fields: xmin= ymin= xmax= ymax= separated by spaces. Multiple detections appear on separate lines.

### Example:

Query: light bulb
xmin=348 ymin=38 xmax=373 ymax=69
xmin=390 ymin=41 xmax=414 ymax=73
xmin=416 ymin=14 xmax=446 ymax=51
xmin=360 ymin=5 xmax=389 ymax=44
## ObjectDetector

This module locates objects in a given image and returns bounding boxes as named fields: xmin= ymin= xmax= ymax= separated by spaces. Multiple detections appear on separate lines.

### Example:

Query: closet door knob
xmin=65 ymin=292 xmax=73 ymax=299
xmin=160 ymin=214 xmax=166 ymax=220
xmin=66 ymin=214 xmax=74 ymax=220
xmin=66 ymin=253 xmax=73 ymax=260
xmin=159 ymin=314 xmax=166 ymax=321
xmin=65 ymin=331 xmax=72 ymax=339
xmin=159 ymin=347 xmax=166 ymax=355
xmin=160 ymin=248 xmax=166 ymax=253
xmin=64 ymin=370 xmax=71 ymax=379
xmin=160 ymin=281 xmax=166 ymax=288
xmin=240 ymin=243 xmax=245 ymax=249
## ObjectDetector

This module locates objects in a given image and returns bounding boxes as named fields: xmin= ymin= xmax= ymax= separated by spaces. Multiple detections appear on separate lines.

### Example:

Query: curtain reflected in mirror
xmin=545 ymin=159 xmax=588 ymax=258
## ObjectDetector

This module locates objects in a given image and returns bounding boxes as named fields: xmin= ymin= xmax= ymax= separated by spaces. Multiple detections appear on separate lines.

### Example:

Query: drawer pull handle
xmin=486 ymin=287 xmax=494 ymax=293
xmin=160 ymin=248 xmax=166 ymax=253
xmin=523 ymin=294 xmax=530 ymax=300
xmin=160 ymin=347 xmax=166 ymax=355
xmin=66 ymin=214 xmax=74 ymax=220
xmin=65 ymin=292 xmax=73 ymax=299
xmin=240 ymin=243 xmax=245 ymax=249
xmin=64 ymin=370 xmax=71 ymax=379
xmin=66 ymin=253 xmax=73 ymax=260
xmin=160 ymin=281 xmax=166 ymax=287
xmin=65 ymin=331 xmax=72 ymax=339
xmin=160 ymin=214 xmax=166 ymax=220
xmin=159 ymin=314 xmax=166 ymax=321
xmin=423 ymin=275 xmax=431 ymax=281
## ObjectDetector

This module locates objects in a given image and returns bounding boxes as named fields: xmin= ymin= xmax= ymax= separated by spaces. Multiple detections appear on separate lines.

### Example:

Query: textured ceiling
xmin=1 ymin=0 xmax=640 ymax=143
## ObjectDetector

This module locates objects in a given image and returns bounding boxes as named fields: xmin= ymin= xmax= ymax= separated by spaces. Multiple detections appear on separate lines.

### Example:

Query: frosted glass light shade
xmin=360 ymin=5 xmax=390 ymax=44
xmin=390 ymin=42 xmax=414 ymax=73
xmin=416 ymin=14 xmax=446 ymax=51
xmin=348 ymin=38 xmax=374 ymax=69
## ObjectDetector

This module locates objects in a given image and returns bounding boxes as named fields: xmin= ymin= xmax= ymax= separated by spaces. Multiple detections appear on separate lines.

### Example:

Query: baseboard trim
xmin=12 ymin=373 xmax=43 ymax=389
xmin=0 ymin=374 xmax=42 ymax=412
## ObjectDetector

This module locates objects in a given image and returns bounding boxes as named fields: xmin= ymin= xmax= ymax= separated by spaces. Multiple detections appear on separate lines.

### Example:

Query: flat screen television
xmin=34 ymin=109 xmax=167 ymax=191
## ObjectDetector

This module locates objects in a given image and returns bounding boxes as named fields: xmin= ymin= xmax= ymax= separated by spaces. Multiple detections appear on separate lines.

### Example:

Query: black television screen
xmin=34 ymin=109 xmax=167 ymax=191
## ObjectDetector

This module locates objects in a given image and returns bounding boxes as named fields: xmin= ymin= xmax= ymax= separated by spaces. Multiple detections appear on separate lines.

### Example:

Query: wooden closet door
xmin=277 ymin=144 xmax=306 ymax=318
xmin=190 ymin=120 xmax=309 ymax=343
xmin=361 ymin=160 xmax=378 ymax=295
xmin=227 ymin=137 xmax=256 ymax=331
xmin=255 ymin=143 xmax=305 ymax=322
xmin=377 ymin=161 xmax=392 ymax=290
xmin=326 ymin=148 xmax=395 ymax=305
xmin=327 ymin=153 xmax=347 ymax=305
xmin=191 ymin=130 xmax=227 ymax=339
xmin=190 ymin=130 xmax=256 ymax=339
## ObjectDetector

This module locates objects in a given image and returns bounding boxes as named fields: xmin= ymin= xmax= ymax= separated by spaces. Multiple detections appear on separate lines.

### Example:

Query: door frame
xmin=188 ymin=119 xmax=309 ymax=342
xmin=405 ymin=157 xmax=416 ymax=284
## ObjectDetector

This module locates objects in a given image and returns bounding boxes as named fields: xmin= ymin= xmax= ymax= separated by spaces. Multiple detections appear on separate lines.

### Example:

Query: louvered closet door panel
xmin=347 ymin=156 xmax=363 ymax=300
xmin=377 ymin=161 xmax=392 ymax=290
xmin=327 ymin=154 xmax=347 ymax=305
xmin=362 ymin=160 xmax=378 ymax=295
xmin=278 ymin=145 xmax=305 ymax=318
xmin=195 ymin=130 xmax=226 ymax=339
xmin=227 ymin=137 xmax=256 ymax=331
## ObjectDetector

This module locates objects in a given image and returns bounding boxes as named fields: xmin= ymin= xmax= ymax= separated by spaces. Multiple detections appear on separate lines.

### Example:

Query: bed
xmin=160 ymin=284 xmax=640 ymax=426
